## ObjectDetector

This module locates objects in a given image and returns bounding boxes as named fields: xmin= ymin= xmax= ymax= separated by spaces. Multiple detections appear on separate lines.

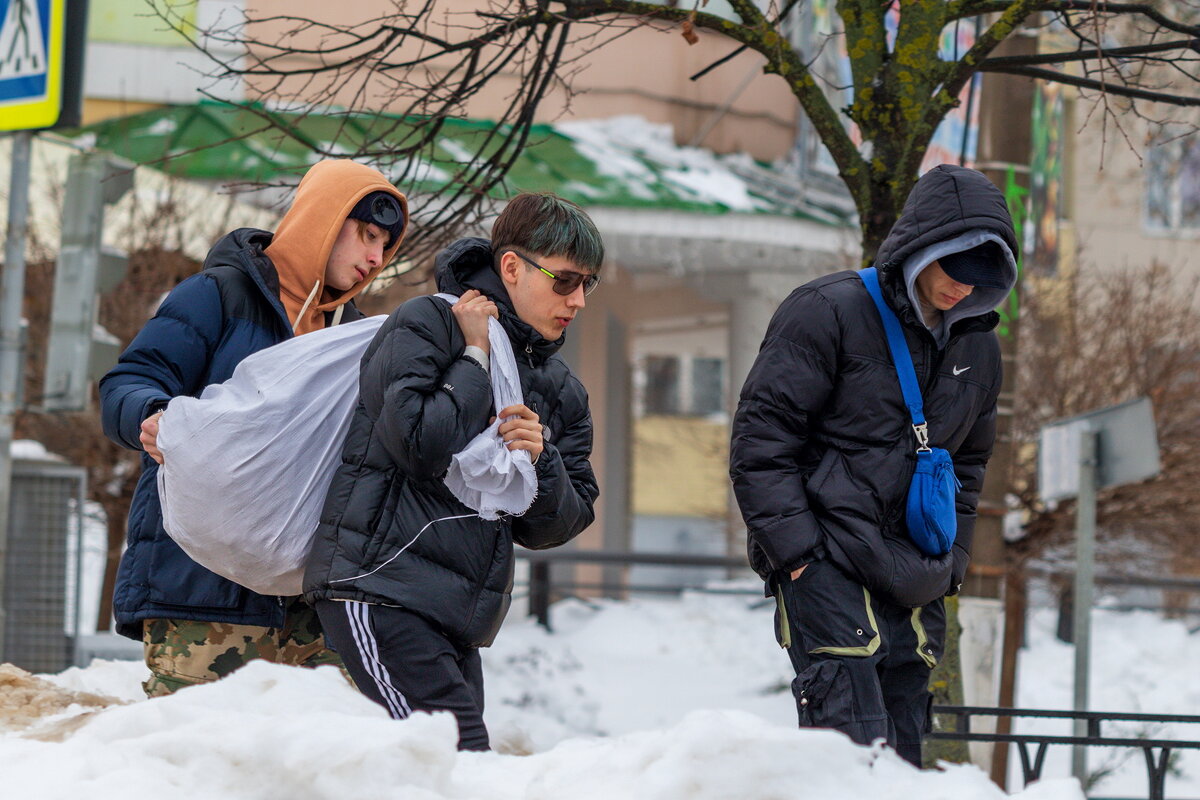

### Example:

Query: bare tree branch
xmin=982 ymin=38 xmax=1200 ymax=67
xmin=138 ymin=0 xmax=1200 ymax=260
xmin=983 ymin=64 xmax=1200 ymax=105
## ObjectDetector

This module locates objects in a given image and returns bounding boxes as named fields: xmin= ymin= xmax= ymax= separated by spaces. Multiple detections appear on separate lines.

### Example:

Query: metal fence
xmin=516 ymin=547 xmax=759 ymax=627
xmin=3 ymin=457 xmax=85 ymax=673
xmin=931 ymin=705 xmax=1200 ymax=800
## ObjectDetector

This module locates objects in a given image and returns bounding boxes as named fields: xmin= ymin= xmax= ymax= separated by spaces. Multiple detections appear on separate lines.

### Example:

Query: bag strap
xmin=859 ymin=268 xmax=932 ymax=454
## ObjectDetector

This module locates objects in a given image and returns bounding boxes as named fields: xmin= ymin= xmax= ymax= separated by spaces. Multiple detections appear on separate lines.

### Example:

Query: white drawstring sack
xmin=435 ymin=293 xmax=537 ymax=520
xmin=156 ymin=315 xmax=387 ymax=596
xmin=156 ymin=295 xmax=539 ymax=597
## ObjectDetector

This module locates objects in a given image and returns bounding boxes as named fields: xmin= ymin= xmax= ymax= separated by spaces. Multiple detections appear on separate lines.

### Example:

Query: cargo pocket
xmin=785 ymin=559 xmax=880 ymax=657
xmin=791 ymin=660 xmax=854 ymax=729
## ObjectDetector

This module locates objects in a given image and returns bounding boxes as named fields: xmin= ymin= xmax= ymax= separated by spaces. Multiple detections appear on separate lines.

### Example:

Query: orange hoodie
xmin=265 ymin=159 xmax=409 ymax=335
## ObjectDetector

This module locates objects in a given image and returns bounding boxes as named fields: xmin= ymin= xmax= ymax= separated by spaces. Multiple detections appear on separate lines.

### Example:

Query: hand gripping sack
xmin=433 ymin=293 xmax=537 ymax=521
xmin=156 ymin=315 xmax=386 ymax=596
xmin=859 ymin=268 xmax=958 ymax=557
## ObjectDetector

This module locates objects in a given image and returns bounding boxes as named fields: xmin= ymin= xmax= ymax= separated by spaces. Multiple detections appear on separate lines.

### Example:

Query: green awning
xmin=64 ymin=102 xmax=847 ymax=224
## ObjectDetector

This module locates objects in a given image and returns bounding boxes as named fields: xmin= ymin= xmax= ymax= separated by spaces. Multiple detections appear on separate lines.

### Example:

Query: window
xmin=1145 ymin=127 xmax=1200 ymax=232
xmin=640 ymin=355 xmax=726 ymax=417
xmin=643 ymin=356 xmax=681 ymax=415
xmin=692 ymin=358 xmax=724 ymax=416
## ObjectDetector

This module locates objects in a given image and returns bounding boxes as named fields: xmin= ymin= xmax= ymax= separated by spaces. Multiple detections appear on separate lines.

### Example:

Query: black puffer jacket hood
xmin=875 ymin=165 xmax=1019 ymax=335
xmin=730 ymin=165 xmax=1013 ymax=608
xmin=435 ymin=237 xmax=564 ymax=365
xmin=305 ymin=238 xmax=599 ymax=646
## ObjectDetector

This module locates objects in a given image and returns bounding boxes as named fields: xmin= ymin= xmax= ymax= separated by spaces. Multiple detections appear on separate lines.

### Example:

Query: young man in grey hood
xmin=730 ymin=165 xmax=1018 ymax=765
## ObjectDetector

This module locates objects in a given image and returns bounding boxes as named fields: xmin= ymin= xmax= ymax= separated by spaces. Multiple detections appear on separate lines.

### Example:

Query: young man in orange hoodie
xmin=100 ymin=159 xmax=408 ymax=697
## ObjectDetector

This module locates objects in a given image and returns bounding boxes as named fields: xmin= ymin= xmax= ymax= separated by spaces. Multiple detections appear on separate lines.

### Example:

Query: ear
xmin=498 ymin=250 xmax=522 ymax=287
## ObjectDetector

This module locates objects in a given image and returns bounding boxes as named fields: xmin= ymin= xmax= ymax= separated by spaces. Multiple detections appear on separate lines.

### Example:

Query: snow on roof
xmin=559 ymin=116 xmax=771 ymax=212
xmin=66 ymin=104 xmax=851 ymax=224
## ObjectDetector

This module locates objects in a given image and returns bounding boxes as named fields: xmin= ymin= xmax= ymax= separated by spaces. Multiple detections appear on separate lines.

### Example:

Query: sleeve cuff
xmin=463 ymin=345 xmax=490 ymax=374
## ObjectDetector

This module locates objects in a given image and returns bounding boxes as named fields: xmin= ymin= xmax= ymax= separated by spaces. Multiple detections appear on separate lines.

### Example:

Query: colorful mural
xmin=1029 ymin=82 xmax=1065 ymax=276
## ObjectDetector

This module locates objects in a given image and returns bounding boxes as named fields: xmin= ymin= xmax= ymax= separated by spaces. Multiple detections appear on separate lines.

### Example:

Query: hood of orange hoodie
xmin=264 ymin=159 xmax=409 ymax=335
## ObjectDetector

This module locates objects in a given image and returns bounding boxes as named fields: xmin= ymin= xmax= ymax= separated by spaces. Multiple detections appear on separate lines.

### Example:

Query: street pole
xmin=1071 ymin=426 xmax=1099 ymax=784
xmin=0 ymin=130 xmax=34 ymax=663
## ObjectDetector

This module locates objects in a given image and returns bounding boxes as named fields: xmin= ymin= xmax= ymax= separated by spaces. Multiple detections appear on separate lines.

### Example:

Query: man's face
xmin=500 ymin=251 xmax=593 ymax=341
xmin=324 ymin=219 xmax=386 ymax=292
xmin=916 ymin=260 xmax=974 ymax=311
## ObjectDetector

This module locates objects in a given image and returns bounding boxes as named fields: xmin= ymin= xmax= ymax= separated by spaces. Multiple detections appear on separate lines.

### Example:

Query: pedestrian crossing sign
xmin=0 ymin=0 xmax=83 ymax=131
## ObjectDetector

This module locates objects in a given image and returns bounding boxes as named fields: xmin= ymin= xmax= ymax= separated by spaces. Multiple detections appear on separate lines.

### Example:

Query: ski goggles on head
xmin=509 ymin=251 xmax=601 ymax=296
xmin=364 ymin=193 xmax=402 ymax=227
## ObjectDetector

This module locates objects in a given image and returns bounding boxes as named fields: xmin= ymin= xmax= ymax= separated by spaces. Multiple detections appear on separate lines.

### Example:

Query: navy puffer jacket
xmin=730 ymin=165 xmax=1018 ymax=607
xmin=101 ymin=229 xmax=364 ymax=639
xmin=303 ymin=238 xmax=598 ymax=647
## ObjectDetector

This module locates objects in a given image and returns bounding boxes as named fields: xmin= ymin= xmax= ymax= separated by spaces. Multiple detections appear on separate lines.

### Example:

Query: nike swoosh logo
xmin=952 ymin=366 xmax=971 ymax=376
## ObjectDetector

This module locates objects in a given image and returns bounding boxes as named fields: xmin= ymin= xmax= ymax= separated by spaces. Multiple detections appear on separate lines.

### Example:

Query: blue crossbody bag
xmin=859 ymin=268 xmax=960 ymax=557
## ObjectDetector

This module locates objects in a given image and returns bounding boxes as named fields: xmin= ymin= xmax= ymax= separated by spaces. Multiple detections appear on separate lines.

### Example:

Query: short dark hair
xmin=491 ymin=192 xmax=605 ymax=273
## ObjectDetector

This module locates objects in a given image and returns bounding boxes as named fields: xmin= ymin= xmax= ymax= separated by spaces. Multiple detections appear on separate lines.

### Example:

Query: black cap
xmin=348 ymin=191 xmax=405 ymax=248
xmin=937 ymin=242 xmax=1008 ymax=289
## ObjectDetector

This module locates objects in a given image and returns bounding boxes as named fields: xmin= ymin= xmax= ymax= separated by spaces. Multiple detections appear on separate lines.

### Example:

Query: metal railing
xmin=517 ymin=548 xmax=754 ymax=627
xmin=929 ymin=705 xmax=1200 ymax=800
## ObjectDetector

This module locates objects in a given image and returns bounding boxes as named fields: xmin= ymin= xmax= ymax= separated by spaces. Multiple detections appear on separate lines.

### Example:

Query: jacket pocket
xmin=362 ymin=478 xmax=404 ymax=567
xmin=803 ymin=449 xmax=841 ymax=504
xmin=792 ymin=661 xmax=854 ymax=729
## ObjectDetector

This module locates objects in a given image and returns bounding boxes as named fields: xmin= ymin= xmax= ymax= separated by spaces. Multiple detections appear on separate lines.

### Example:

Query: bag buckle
xmin=913 ymin=422 xmax=932 ymax=454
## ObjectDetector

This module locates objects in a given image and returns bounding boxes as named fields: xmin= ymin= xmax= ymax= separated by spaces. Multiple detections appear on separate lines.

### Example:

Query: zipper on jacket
xmin=921 ymin=339 xmax=947 ymax=396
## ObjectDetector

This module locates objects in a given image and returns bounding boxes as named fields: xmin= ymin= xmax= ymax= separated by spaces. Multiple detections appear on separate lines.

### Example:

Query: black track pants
xmin=315 ymin=599 xmax=489 ymax=750
xmin=774 ymin=558 xmax=946 ymax=766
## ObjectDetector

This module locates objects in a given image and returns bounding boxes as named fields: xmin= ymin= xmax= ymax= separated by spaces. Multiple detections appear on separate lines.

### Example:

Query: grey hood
xmin=902 ymin=230 xmax=1018 ymax=348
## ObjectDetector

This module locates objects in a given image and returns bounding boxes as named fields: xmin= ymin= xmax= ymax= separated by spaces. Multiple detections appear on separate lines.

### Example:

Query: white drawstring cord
xmin=328 ymin=513 xmax=478 ymax=584
xmin=292 ymin=280 xmax=321 ymax=334
xmin=331 ymin=304 xmax=345 ymax=326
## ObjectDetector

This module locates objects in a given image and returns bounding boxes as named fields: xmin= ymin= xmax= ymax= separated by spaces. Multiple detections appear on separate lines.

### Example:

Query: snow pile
xmin=1 ymin=659 xmax=1074 ymax=800
xmin=11 ymin=592 xmax=1200 ymax=798
xmin=485 ymin=593 xmax=794 ymax=751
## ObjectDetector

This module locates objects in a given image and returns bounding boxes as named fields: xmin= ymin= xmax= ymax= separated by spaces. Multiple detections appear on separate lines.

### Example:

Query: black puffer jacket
xmin=730 ymin=165 xmax=1017 ymax=608
xmin=303 ymin=238 xmax=598 ymax=646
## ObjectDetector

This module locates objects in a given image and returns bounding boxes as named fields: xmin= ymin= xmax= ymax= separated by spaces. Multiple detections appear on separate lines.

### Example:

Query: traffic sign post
xmin=0 ymin=130 xmax=32 ymax=662
xmin=1 ymin=0 xmax=87 ymax=658
xmin=0 ymin=0 xmax=87 ymax=132
xmin=1039 ymin=397 xmax=1161 ymax=786
xmin=1069 ymin=425 xmax=1098 ymax=783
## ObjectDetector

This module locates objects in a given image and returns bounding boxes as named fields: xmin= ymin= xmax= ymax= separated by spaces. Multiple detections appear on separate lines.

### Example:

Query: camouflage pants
xmin=141 ymin=598 xmax=344 ymax=698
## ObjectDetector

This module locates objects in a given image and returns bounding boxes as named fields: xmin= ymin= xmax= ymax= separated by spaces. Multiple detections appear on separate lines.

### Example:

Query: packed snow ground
xmin=6 ymin=591 xmax=1197 ymax=799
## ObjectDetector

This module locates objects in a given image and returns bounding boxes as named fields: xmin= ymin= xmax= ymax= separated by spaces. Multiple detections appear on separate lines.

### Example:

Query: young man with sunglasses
xmin=100 ymin=159 xmax=408 ymax=696
xmin=304 ymin=192 xmax=603 ymax=750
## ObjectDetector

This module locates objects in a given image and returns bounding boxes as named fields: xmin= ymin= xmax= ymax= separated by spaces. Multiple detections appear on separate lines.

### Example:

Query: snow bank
xmin=17 ymin=594 xmax=1199 ymax=797
xmin=1 ymin=660 xmax=1077 ymax=800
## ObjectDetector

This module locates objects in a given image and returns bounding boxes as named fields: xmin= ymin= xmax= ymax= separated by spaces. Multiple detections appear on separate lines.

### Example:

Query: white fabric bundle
xmin=156 ymin=315 xmax=387 ymax=596
xmin=435 ymin=293 xmax=538 ymax=520
xmin=156 ymin=293 xmax=539 ymax=597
